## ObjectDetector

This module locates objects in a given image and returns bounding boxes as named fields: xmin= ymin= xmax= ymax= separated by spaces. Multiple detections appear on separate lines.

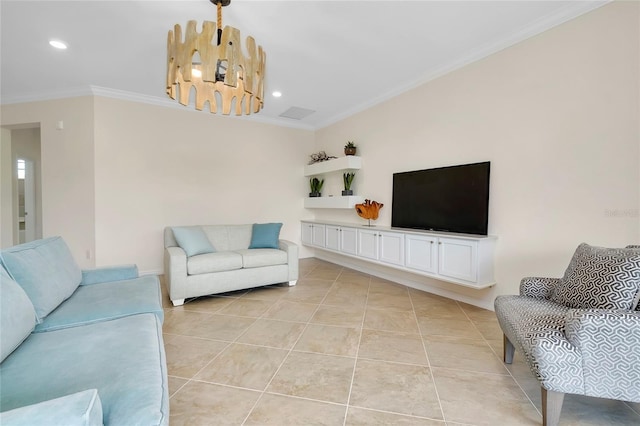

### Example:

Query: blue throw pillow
xmin=249 ymin=223 xmax=283 ymax=249
xmin=172 ymin=227 xmax=215 ymax=257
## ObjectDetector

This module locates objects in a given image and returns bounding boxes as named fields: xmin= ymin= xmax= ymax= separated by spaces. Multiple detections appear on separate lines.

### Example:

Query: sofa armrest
xmin=164 ymin=246 xmax=187 ymax=302
xmin=565 ymin=309 xmax=640 ymax=400
xmin=0 ymin=389 xmax=103 ymax=426
xmin=80 ymin=264 xmax=138 ymax=286
xmin=278 ymin=239 xmax=299 ymax=281
xmin=519 ymin=277 xmax=560 ymax=299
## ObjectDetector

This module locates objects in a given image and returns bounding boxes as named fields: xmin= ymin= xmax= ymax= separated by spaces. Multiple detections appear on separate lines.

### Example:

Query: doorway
xmin=0 ymin=124 xmax=42 ymax=247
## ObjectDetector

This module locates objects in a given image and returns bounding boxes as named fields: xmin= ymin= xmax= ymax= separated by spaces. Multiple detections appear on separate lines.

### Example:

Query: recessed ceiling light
xmin=49 ymin=40 xmax=68 ymax=50
xmin=272 ymin=91 xmax=282 ymax=98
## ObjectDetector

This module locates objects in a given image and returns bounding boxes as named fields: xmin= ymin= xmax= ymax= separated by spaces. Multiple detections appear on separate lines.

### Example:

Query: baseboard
xmin=139 ymin=268 xmax=163 ymax=277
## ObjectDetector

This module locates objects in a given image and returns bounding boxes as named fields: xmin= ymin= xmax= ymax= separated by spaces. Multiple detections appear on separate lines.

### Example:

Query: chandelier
xmin=166 ymin=0 xmax=265 ymax=115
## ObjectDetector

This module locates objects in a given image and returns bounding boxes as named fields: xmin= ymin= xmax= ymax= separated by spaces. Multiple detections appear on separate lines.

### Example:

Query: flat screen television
xmin=391 ymin=161 xmax=490 ymax=235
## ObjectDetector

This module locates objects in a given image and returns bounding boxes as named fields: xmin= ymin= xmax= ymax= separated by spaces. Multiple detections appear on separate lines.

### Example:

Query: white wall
xmin=312 ymin=1 xmax=640 ymax=308
xmin=93 ymin=97 xmax=314 ymax=273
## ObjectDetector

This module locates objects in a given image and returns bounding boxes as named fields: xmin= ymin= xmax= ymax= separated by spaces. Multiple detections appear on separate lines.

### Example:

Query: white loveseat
xmin=164 ymin=224 xmax=298 ymax=306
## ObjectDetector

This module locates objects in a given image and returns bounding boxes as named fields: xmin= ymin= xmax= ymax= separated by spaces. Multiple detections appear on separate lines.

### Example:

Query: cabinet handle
xmin=430 ymin=241 xmax=433 ymax=244
xmin=438 ymin=242 xmax=442 ymax=245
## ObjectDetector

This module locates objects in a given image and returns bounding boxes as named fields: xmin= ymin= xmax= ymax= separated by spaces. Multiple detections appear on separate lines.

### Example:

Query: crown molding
xmin=0 ymin=86 xmax=94 ymax=105
xmin=1 ymin=85 xmax=315 ymax=131
xmin=315 ymin=0 xmax=610 ymax=129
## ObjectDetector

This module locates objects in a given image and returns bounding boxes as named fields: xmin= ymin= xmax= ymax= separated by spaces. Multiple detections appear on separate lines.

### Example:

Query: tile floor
xmin=162 ymin=258 xmax=640 ymax=425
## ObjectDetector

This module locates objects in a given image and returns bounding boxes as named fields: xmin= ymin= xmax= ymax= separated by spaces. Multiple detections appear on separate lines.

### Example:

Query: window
xmin=17 ymin=159 xmax=25 ymax=180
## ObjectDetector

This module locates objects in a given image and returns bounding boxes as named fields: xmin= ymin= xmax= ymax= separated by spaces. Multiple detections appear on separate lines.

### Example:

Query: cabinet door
xmin=301 ymin=223 xmax=313 ymax=245
xmin=438 ymin=238 xmax=478 ymax=283
xmin=340 ymin=227 xmax=358 ymax=255
xmin=357 ymin=229 xmax=379 ymax=260
xmin=325 ymin=226 xmax=340 ymax=251
xmin=405 ymin=234 xmax=437 ymax=273
xmin=379 ymin=231 xmax=404 ymax=266
xmin=311 ymin=224 xmax=326 ymax=247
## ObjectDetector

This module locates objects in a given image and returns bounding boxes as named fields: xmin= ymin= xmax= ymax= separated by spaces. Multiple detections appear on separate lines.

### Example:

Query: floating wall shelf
xmin=304 ymin=156 xmax=362 ymax=176
xmin=304 ymin=195 xmax=365 ymax=209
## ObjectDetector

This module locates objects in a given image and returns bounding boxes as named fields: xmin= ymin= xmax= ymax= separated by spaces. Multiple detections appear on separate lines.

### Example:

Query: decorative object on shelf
xmin=308 ymin=151 xmax=337 ymax=165
xmin=355 ymin=199 xmax=384 ymax=226
xmin=309 ymin=177 xmax=324 ymax=197
xmin=344 ymin=141 xmax=357 ymax=156
xmin=166 ymin=0 xmax=265 ymax=116
xmin=342 ymin=172 xmax=356 ymax=196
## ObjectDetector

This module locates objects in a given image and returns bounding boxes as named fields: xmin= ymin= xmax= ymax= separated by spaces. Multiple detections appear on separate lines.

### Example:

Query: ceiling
xmin=0 ymin=0 xmax=607 ymax=130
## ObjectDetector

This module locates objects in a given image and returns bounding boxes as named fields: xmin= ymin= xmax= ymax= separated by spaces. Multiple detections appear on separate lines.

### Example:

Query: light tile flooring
xmin=162 ymin=258 xmax=640 ymax=425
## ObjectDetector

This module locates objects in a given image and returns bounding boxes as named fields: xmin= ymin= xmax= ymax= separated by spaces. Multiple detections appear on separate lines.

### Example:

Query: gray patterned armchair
xmin=494 ymin=243 xmax=640 ymax=426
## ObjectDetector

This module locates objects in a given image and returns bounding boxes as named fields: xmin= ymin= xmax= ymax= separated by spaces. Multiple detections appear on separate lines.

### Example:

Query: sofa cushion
xmin=235 ymin=249 xmax=288 ymax=269
xmin=187 ymin=252 xmax=243 ymax=275
xmin=0 ymin=268 xmax=36 ymax=363
xmin=0 ymin=314 xmax=168 ymax=426
xmin=0 ymin=237 xmax=82 ymax=322
xmin=551 ymin=243 xmax=640 ymax=310
xmin=172 ymin=227 xmax=215 ymax=257
xmin=0 ymin=389 xmax=103 ymax=426
xmin=35 ymin=275 xmax=164 ymax=333
xmin=249 ymin=223 xmax=283 ymax=249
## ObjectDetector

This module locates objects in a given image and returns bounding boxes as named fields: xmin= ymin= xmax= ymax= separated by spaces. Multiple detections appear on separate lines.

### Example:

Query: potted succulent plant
xmin=309 ymin=177 xmax=324 ymax=197
xmin=342 ymin=172 xmax=355 ymax=196
xmin=344 ymin=141 xmax=357 ymax=156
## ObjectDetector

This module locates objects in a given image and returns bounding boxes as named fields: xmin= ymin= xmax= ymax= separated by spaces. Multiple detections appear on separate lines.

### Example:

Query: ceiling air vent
xmin=279 ymin=107 xmax=316 ymax=120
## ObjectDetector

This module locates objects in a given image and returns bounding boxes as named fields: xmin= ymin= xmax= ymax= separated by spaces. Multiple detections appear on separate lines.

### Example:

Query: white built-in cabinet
xmin=301 ymin=221 xmax=496 ymax=289
xmin=325 ymin=225 xmax=358 ymax=255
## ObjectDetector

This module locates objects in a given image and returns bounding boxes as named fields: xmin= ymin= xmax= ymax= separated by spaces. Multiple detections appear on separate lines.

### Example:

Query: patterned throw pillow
xmin=550 ymin=243 xmax=640 ymax=310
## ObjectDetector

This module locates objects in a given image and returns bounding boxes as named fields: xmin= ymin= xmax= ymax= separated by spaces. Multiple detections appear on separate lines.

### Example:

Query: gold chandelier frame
xmin=166 ymin=0 xmax=265 ymax=115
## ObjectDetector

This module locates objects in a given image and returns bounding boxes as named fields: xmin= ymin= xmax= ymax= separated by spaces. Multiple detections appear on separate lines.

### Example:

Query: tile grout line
xmin=457 ymin=301 xmax=543 ymax=419
xmin=342 ymin=272 xmax=372 ymax=426
xmin=408 ymin=287 xmax=448 ymax=424
xmin=239 ymin=262 xmax=341 ymax=425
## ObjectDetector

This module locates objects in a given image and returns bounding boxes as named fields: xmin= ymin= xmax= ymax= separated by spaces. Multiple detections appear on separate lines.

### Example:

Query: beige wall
xmin=93 ymin=97 xmax=313 ymax=272
xmin=0 ymin=98 xmax=96 ymax=267
xmin=313 ymin=1 xmax=640 ymax=308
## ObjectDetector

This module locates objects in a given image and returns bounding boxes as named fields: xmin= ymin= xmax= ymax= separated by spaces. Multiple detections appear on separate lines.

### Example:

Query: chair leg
xmin=541 ymin=388 xmax=564 ymax=426
xmin=503 ymin=334 xmax=515 ymax=364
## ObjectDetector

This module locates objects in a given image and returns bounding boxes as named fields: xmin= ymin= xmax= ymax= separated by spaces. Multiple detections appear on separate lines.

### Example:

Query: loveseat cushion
xmin=249 ymin=223 xmax=283 ymax=249
xmin=0 ymin=314 xmax=168 ymax=426
xmin=0 ymin=268 xmax=36 ymax=363
xmin=187 ymin=252 xmax=243 ymax=275
xmin=235 ymin=249 xmax=288 ymax=269
xmin=171 ymin=227 xmax=215 ymax=257
xmin=34 ymin=275 xmax=164 ymax=333
xmin=0 ymin=389 xmax=103 ymax=426
xmin=550 ymin=243 xmax=640 ymax=310
xmin=1 ymin=237 xmax=82 ymax=322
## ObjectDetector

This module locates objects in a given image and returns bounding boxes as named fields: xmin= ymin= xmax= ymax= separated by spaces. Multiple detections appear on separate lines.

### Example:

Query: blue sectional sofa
xmin=0 ymin=237 xmax=169 ymax=425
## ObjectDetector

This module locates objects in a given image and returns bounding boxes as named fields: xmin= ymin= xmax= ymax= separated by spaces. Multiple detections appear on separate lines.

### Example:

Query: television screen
xmin=391 ymin=161 xmax=490 ymax=235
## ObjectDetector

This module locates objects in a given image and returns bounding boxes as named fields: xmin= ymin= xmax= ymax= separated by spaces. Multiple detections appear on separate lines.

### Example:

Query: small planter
xmin=342 ymin=190 xmax=353 ymax=196
xmin=309 ymin=192 xmax=322 ymax=198
xmin=344 ymin=147 xmax=356 ymax=156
